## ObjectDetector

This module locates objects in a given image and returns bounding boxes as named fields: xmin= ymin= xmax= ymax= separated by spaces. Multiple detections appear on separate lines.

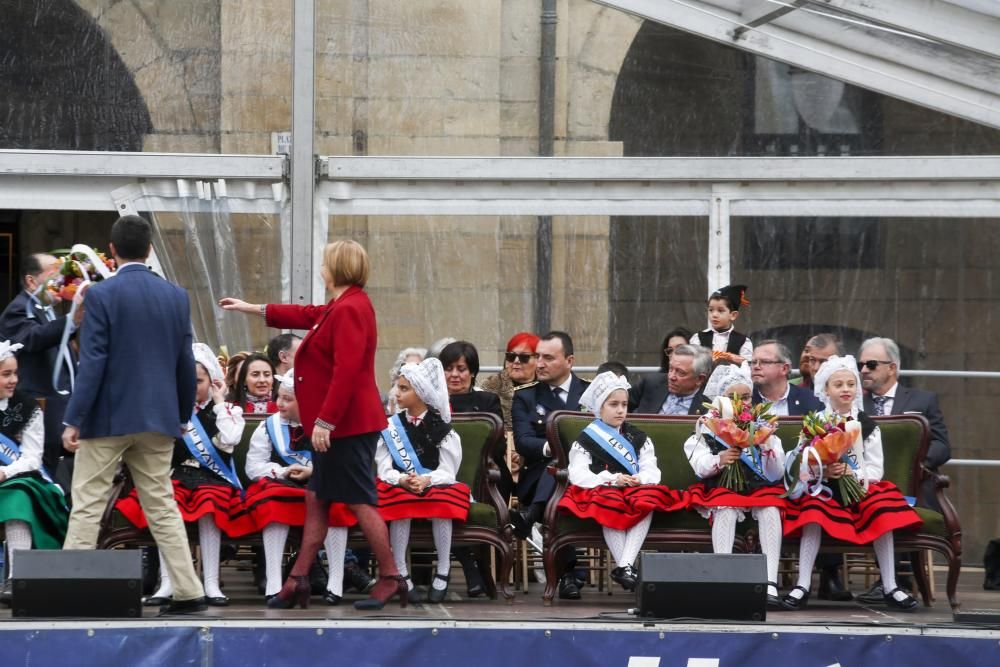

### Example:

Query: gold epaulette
xmin=513 ymin=381 xmax=539 ymax=391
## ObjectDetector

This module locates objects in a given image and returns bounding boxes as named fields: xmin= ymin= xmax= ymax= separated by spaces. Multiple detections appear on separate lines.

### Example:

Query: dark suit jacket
xmin=864 ymin=384 xmax=950 ymax=470
xmin=64 ymin=264 xmax=197 ymax=439
xmin=753 ymin=383 xmax=824 ymax=416
xmin=630 ymin=372 xmax=705 ymax=415
xmin=511 ymin=374 xmax=589 ymax=504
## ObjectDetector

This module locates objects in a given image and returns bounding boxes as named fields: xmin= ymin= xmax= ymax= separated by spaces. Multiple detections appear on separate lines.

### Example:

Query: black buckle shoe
xmin=427 ymin=574 xmax=450 ymax=604
xmin=766 ymin=581 xmax=783 ymax=610
xmin=818 ymin=568 xmax=853 ymax=601
xmin=158 ymin=596 xmax=208 ymax=616
xmin=558 ymin=573 xmax=581 ymax=600
xmin=323 ymin=591 xmax=342 ymax=606
xmin=780 ymin=586 xmax=810 ymax=611
xmin=610 ymin=566 xmax=638 ymax=592
xmin=883 ymin=586 xmax=918 ymax=612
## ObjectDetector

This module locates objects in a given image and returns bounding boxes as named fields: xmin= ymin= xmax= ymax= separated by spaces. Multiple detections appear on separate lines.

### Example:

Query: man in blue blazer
xmin=0 ymin=254 xmax=82 ymax=477
xmin=511 ymin=331 xmax=589 ymax=599
xmin=750 ymin=340 xmax=824 ymax=416
xmin=60 ymin=215 xmax=206 ymax=614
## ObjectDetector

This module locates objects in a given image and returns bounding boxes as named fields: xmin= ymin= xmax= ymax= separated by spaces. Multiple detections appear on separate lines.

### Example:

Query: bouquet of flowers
xmin=700 ymin=395 xmax=779 ymax=492
xmin=45 ymin=245 xmax=116 ymax=301
xmin=797 ymin=411 xmax=866 ymax=505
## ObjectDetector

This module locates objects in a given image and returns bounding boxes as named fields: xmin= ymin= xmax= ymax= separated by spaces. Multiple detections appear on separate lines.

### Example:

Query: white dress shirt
xmin=871 ymin=382 xmax=898 ymax=416
xmin=245 ymin=415 xmax=305 ymax=481
xmin=567 ymin=436 xmax=661 ymax=488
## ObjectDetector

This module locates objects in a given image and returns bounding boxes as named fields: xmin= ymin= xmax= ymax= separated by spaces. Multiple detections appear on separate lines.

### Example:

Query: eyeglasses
xmin=806 ymin=355 xmax=830 ymax=365
xmin=505 ymin=352 xmax=537 ymax=364
xmin=858 ymin=359 xmax=893 ymax=371
xmin=749 ymin=359 xmax=783 ymax=367
xmin=663 ymin=347 xmax=678 ymax=356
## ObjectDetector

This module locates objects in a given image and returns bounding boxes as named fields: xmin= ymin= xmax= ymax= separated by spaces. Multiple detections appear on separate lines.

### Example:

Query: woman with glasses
xmin=658 ymin=327 xmax=693 ymax=373
xmin=480 ymin=332 xmax=540 ymax=432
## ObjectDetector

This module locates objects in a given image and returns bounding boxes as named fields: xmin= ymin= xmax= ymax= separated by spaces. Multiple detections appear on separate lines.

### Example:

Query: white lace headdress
xmin=703 ymin=363 xmax=752 ymax=400
xmin=192 ymin=343 xmax=224 ymax=383
xmin=813 ymin=354 xmax=864 ymax=413
xmin=275 ymin=368 xmax=295 ymax=393
xmin=578 ymin=371 xmax=631 ymax=419
xmin=0 ymin=340 xmax=23 ymax=362
xmin=400 ymin=357 xmax=451 ymax=423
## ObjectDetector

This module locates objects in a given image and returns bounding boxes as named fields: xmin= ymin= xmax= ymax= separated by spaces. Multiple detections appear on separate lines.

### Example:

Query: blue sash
xmin=582 ymin=420 xmax=639 ymax=475
xmin=265 ymin=414 xmax=312 ymax=467
xmin=182 ymin=413 xmax=242 ymax=489
xmin=0 ymin=432 xmax=56 ymax=485
xmin=381 ymin=414 xmax=430 ymax=475
xmin=704 ymin=430 xmax=776 ymax=482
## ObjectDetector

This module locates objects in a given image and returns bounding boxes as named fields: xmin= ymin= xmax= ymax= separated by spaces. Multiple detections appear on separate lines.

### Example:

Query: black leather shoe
xmin=158 ymin=596 xmax=208 ymax=616
xmin=206 ymin=596 xmax=229 ymax=607
xmin=427 ymin=574 xmax=450 ymax=603
xmin=558 ymin=574 xmax=581 ymax=600
xmin=510 ymin=509 xmax=534 ymax=540
xmin=456 ymin=551 xmax=485 ymax=598
xmin=0 ymin=580 xmax=12 ymax=606
xmin=323 ymin=591 xmax=342 ymax=606
xmin=766 ymin=581 xmax=783 ymax=610
xmin=883 ymin=586 xmax=918 ymax=612
xmin=818 ymin=568 xmax=853 ymax=601
xmin=610 ymin=566 xmax=637 ymax=592
xmin=143 ymin=595 xmax=171 ymax=607
xmin=345 ymin=563 xmax=375 ymax=594
xmin=856 ymin=580 xmax=885 ymax=605
xmin=780 ymin=586 xmax=810 ymax=611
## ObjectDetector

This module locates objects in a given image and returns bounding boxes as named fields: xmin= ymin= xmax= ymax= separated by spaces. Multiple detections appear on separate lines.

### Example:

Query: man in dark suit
xmin=0 ymin=253 xmax=83 ymax=479
xmin=856 ymin=336 xmax=952 ymax=604
xmin=750 ymin=340 xmax=823 ymax=416
xmin=60 ymin=215 xmax=206 ymax=614
xmin=511 ymin=330 xmax=589 ymax=599
xmin=630 ymin=344 xmax=710 ymax=415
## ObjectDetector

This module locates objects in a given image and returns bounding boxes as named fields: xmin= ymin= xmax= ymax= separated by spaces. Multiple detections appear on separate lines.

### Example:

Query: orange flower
xmin=810 ymin=429 xmax=854 ymax=465
xmin=703 ymin=418 xmax=752 ymax=449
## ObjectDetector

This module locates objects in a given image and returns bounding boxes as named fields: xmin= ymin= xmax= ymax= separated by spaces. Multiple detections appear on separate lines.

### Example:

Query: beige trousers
xmin=63 ymin=431 xmax=204 ymax=601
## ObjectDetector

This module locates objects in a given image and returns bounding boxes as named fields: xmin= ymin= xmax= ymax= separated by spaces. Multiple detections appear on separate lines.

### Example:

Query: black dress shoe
xmin=883 ymin=586 xmax=918 ymax=612
xmin=206 ymin=596 xmax=229 ymax=607
xmin=510 ymin=508 xmax=534 ymax=540
xmin=766 ymin=581 xmax=783 ymax=610
xmin=0 ymin=580 xmax=11 ymax=606
xmin=856 ymin=581 xmax=885 ymax=605
xmin=818 ymin=568 xmax=853 ymax=601
xmin=558 ymin=574 xmax=581 ymax=600
xmin=780 ymin=586 xmax=810 ymax=611
xmin=345 ymin=563 xmax=375 ymax=594
xmin=323 ymin=591 xmax=342 ymax=606
xmin=158 ymin=597 xmax=208 ymax=616
xmin=427 ymin=574 xmax=450 ymax=604
xmin=456 ymin=551 xmax=485 ymax=598
xmin=143 ymin=596 xmax=171 ymax=607
xmin=610 ymin=566 xmax=638 ymax=592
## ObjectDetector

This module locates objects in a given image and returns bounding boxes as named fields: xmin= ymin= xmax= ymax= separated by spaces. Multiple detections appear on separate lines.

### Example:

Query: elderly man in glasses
xmin=856 ymin=336 xmax=951 ymax=604
xmin=750 ymin=340 xmax=823 ymax=416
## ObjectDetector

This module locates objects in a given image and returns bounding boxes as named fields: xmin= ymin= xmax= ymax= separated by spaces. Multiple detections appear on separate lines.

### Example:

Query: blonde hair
xmin=324 ymin=240 xmax=369 ymax=288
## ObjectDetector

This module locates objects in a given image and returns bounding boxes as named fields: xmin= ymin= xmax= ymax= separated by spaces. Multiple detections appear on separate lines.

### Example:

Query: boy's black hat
xmin=710 ymin=284 xmax=750 ymax=310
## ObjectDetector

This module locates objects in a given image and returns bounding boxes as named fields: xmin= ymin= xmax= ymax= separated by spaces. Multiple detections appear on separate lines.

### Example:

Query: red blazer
xmin=265 ymin=286 xmax=387 ymax=438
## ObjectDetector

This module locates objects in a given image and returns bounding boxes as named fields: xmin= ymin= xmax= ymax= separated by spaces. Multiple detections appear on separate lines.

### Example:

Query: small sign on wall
xmin=271 ymin=131 xmax=292 ymax=155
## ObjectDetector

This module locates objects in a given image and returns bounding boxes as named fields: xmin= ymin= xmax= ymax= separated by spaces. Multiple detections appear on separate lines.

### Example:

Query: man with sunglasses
xmin=856 ymin=336 xmax=951 ymax=604
xmin=750 ymin=340 xmax=822 ymax=416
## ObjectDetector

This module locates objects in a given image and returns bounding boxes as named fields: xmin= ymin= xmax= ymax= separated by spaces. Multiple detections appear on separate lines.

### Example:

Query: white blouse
xmin=568 ymin=436 xmax=661 ymax=488
xmin=245 ymin=416 xmax=306 ymax=481
xmin=683 ymin=427 xmax=786 ymax=481
xmin=180 ymin=401 xmax=245 ymax=468
xmin=0 ymin=399 xmax=43 ymax=480
xmin=375 ymin=410 xmax=462 ymax=487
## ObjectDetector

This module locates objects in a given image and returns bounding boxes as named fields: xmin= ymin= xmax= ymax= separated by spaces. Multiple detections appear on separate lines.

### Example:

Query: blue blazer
xmin=64 ymin=264 xmax=197 ymax=440
xmin=753 ymin=382 xmax=824 ymax=416
xmin=0 ymin=289 xmax=73 ymax=397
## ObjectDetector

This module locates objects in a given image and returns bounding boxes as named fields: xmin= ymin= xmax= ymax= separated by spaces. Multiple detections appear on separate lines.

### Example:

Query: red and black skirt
xmin=376 ymin=480 xmax=471 ymax=522
xmin=687 ymin=483 xmax=787 ymax=514
xmin=558 ymin=484 xmax=688 ymax=530
xmin=782 ymin=480 xmax=922 ymax=544
xmin=243 ymin=477 xmax=358 ymax=529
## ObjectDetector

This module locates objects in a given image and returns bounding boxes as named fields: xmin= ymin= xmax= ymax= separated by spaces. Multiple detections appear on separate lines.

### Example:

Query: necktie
xmin=871 ymin=395 xmax=888 ymax=416
xmin=551 ymin=386 xmax=565 ymax=406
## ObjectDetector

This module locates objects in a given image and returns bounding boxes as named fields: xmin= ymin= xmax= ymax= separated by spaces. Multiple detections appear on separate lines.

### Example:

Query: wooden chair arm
xmin=924 ymin=467 xmax=962 ymax=552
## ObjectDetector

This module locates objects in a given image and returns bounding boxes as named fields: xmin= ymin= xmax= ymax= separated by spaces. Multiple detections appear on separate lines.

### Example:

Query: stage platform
xmin=2 ymin=566 xmax=998 ymax=666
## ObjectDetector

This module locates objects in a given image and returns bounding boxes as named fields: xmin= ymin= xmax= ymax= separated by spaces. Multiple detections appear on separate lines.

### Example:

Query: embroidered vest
xmin=387 ymin=410 xmax=452 ymax=474
xmin=697 ymin=330 xmax=747 ymax=355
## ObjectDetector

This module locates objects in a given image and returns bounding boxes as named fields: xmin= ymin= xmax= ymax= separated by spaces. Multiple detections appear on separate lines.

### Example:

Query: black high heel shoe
xmin=267 ymin=575 xmax=311 ymax=609
xmin=354 ymin=575 xmax=409 ymax=610
xmin=427 ymin=574 xmax=450 ymax=604
xmin=780 ymin=585 xmax=810 ymax=611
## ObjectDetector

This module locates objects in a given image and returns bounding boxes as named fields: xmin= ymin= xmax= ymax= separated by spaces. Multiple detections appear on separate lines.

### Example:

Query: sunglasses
xmin=858 ymin=359 xmax=893 ymax=371
xmin=505 ymin=352 xmax=537 ymax=364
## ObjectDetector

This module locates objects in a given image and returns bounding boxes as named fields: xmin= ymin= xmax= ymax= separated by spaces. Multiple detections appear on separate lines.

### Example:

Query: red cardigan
xmin=265 ymin=286 xmax=387 ymax=438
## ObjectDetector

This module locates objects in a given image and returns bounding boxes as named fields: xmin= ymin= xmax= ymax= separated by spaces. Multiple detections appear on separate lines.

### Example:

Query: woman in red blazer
xmin=220 ymin=240 xmax=406 ymax=610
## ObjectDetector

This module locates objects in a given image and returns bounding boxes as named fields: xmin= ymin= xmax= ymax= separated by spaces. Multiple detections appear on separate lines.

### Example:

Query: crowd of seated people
xmin=0 ymin=283 xmax=952 ymax=611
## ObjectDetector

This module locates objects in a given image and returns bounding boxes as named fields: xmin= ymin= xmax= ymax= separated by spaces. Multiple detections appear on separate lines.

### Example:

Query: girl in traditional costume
xmin=781 ymin=355 xmax=921 ymax=611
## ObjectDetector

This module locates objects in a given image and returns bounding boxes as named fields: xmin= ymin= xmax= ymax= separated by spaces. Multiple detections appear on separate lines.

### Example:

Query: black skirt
xmin=309 ymin=431 xmax=379 ymax=504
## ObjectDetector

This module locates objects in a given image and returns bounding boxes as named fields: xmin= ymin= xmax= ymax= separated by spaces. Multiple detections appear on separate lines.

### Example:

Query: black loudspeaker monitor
xmin=637 ymin=552 xmax=767 ymax=621
xmin=11 ymin=549 xmax=143 ymax=618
